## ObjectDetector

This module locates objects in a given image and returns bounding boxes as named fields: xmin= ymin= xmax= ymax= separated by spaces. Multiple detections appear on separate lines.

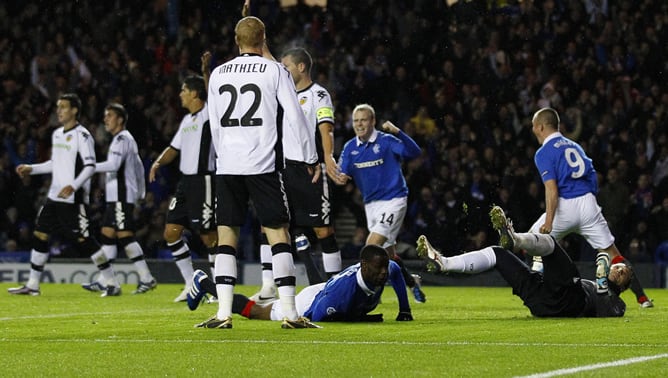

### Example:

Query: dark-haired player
xmin=188 ymin=244 xmax=413 ymax=324
xmin=149 ymin=75 xmax=217 ymax=302
xmin=9 ymin=93 xmax=122 ymax=297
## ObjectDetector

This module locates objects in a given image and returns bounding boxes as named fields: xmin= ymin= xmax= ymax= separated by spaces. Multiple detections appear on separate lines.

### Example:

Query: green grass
xmin=1 ymin=283 xmax=667 ymax=377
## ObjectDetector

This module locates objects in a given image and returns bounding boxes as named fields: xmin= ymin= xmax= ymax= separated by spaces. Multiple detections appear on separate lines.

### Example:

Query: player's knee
xmin=313 ymin=226 xmax=334 ymax=240
xmin=31 ymin=233 xmax=49 ymax=253
xmin=200 ymin=231 xmax=218 ymax=248
xmin=163 ymin=227 xmax=181 ymax=243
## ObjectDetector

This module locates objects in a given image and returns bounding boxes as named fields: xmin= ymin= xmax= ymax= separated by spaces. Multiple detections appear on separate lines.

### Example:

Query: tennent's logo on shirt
xmin=354 ymin=159 xmax=383 ymax=168
xmin=182 ymin=124 xmax=199 ymax=133
xmin=53 ymin=143 xmax=71 ymax=151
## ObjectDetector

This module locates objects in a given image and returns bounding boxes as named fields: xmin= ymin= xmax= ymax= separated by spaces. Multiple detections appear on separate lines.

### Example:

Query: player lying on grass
xmin=416 ymin=206 xmax=633 ymax=318
xmin=188 ymin=244 xmax=413 ymax=326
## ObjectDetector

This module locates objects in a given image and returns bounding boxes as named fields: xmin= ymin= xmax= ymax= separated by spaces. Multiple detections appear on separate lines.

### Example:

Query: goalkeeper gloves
xmin=595 ymin=252 xmax=610 ymax=294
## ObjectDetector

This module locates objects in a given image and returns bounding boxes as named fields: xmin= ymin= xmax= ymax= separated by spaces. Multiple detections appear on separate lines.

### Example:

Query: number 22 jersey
xmin=207 ymin=53 xmax=317 ymax=175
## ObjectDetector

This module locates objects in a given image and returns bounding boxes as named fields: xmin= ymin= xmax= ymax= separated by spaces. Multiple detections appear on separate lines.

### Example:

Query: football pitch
xmin=1 ymin=283 xmax=666 ymax=377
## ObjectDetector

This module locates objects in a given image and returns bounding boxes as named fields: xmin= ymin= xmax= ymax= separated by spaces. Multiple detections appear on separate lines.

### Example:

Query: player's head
xmin=607 ymin=263 xmax=634 ymax=295
xmin=359 ymin=244 xmax=389 ymax=287
xmin=281 ymin=48 xmax=313 ymax=84
xmin=235 ymin=16 xmax=265 ymax=50
xmin=56 ymin=93 xmax=82 ymax=124
xmin=531 ymin=107 xmax=560 ymax=141
xmin=180 ymin=75 xmax=206 ymax=110
xmin=352 ymin=104 xmax=376 ymax=142
xmin=104 ymin=103 xmax=128 ymax=133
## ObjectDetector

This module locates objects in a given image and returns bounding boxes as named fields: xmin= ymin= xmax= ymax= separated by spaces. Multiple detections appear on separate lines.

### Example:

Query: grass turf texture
xmin=1 ymin=283 xmax=667 ymax=377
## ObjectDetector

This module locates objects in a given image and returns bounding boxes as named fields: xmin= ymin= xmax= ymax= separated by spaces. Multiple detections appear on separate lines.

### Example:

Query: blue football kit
xmin=534 ymin=132 xmax=598 ymax=198
xmin=338 ymin=129 xmax=421 ymax=203
xmin=303 ymin=260 xmax=411 ymax=321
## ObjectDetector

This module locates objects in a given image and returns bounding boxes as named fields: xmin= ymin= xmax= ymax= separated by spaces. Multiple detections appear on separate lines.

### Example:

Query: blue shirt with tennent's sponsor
xmin=534 ymin=132 xmax=598 ymax=199
xmin=303 ymin=260 xmax=410 ymax=322
xmin=338 ymin=129 xmax=421 ymax=203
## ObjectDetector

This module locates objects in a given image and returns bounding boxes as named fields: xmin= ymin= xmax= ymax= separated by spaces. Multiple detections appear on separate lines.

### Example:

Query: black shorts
xmin=166 ymin=174 xmax=215 ymax=232
xmin=283 ymin=161 xmax=332 ymax=227
xmin=101 ymin=202 xmax=137 ymax=231
xmin=216 ymin=172 xmax=289 ymax=227
xmin=35 ymin=200 xmax=93 ymax=242
xmin=492 ymin=245 xmax=585 ymax=317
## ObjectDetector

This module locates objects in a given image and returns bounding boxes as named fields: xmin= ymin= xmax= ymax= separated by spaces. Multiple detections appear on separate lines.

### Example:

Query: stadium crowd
xmin=1 ymin=0 xmax=667 ymax=272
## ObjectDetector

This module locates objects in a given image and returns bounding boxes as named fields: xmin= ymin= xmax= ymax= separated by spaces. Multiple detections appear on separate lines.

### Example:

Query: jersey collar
xmin=356 ymin=267 xmax=375 ymax=296
xmin=356 ymin=128 xmax=379 ymax=147
xmin=542 ymin=131 xmax=562 ymax=145
xmin=297 ymin=82 xmax=315 ymax=94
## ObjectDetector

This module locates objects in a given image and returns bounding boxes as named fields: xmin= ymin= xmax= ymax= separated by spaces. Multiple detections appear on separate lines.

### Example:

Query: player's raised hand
xmin=381 ymin=121 xmax=400 ymax=135
xmin=242 ymin=0 xmax=250 ymax=17
xmin=201 ymin=51 xmax=211 ymax=76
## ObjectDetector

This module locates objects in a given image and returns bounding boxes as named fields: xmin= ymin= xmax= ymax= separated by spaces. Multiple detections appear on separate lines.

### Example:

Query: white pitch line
xmin=515 ymin=353 xmax=668 ymax=378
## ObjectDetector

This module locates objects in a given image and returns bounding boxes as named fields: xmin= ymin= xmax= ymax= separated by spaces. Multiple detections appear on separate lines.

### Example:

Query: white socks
xmin=444 ymin=247 xmax=497 ymax=274
xmin=514 ymin=233 xmax=555 ymax=257
xmin=214 ymin=253 xmax=237 ymax=320
xmin=27 ymin=250 xmax=49 ymax=290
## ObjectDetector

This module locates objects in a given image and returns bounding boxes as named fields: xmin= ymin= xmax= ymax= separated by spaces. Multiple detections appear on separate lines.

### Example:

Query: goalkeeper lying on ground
xmin=417 ymin=206 xmax=633 ymax=318
xmin=189 ymin=244 xmax=413 ymax=326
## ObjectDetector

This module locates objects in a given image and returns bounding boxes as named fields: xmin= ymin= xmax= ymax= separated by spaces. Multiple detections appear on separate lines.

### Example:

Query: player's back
xmin=536 ymin=134 xmax=598 ymax=199
xmin=105 ymin=130 xmax=144 ymax=203
xmin=208 ymin=54 xmax=285 ymax=175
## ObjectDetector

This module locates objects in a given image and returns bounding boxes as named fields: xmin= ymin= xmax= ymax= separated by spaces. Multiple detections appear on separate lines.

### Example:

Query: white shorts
xmin=529 ymin=192 xmax=615 ymax=250
xmin=364 ymin=197 xmax=408 ymax=248
xmin=270 ymin=283 xmax=326 ymax=321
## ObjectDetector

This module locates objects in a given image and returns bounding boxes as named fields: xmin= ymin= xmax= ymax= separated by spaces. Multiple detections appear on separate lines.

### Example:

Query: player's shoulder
xmin=75 ymin=124 xmax=93 ymax=140
xmin=341 ymin=137 xmax=359 ymax=152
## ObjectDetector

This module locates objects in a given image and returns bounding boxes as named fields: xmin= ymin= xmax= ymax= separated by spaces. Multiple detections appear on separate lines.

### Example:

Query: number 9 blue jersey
xmin=534 ymin=132 xmax=598 ymax=198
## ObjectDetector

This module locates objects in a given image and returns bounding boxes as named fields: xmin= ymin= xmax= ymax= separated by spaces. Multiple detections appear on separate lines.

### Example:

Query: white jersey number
xmin=218 ymin=84 xmax=263 ymax=127
xmin=564 ymin=147 xmax=585 ymax=178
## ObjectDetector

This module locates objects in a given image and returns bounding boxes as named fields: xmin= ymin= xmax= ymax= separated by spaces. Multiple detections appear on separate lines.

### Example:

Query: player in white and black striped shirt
xmin=81 ymin=103 xmax=157 ymax=295
xmin=9 ymin=93 xmax=122 ymax=297
xmin=149 ymin=75 xmax=217 ymax=303
xmin=201 ymin=16 xmax=318 ymax=329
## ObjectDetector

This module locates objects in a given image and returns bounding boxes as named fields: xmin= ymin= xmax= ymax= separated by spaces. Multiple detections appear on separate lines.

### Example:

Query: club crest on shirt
xmin=299 ymin=96 xmax=307 ymax=106
xmin=66 ymin=135 xmax=73 ymax=142
xmin=326 ymin=306 xmax=337 ymax=315
xmin=373 ymin=144 xmax=381 ymax=154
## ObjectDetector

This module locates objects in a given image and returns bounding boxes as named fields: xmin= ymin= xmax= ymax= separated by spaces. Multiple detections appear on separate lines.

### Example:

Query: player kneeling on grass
xmin=188 ymin=244 xmax=413 ymax=326
xmin=416 ymin=206 xmax=633 ymax=318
